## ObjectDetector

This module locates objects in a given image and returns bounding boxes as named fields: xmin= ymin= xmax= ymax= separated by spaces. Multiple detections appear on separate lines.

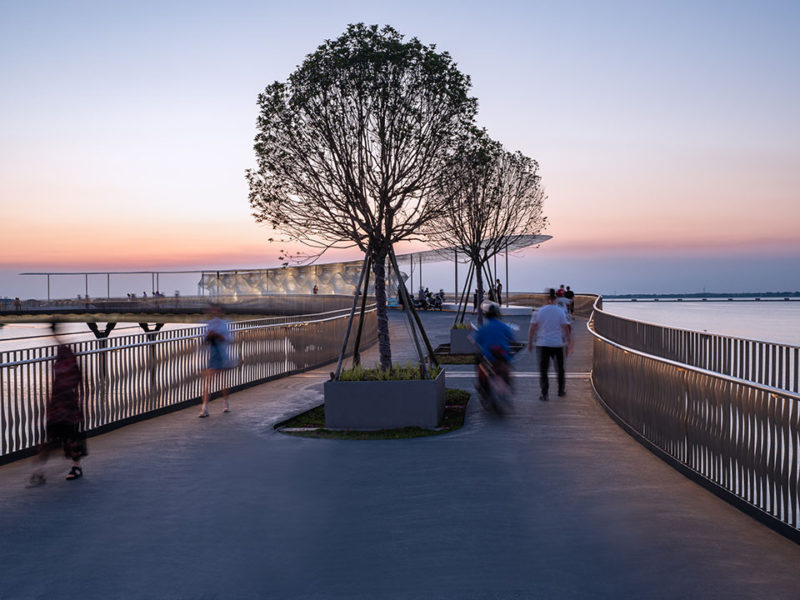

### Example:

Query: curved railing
xmin=0 ymin=306 xmax=377 ymax=462
xmin=589 ymin=297 xmax=800 ymax=542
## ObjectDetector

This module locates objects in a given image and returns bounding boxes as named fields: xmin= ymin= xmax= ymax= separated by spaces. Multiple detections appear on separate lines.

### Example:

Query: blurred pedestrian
xmin=27 ymin=323 xmax=87 ymax=486
xmin=565 ymin=286 xmax=575 ymax=315
xmin=495 ymin=278 xmax=503 ymax=306
xmin=528 ymin=289 xmax=572 ymax=402
xmin=199 ymin=304 xmax=233 ymax=417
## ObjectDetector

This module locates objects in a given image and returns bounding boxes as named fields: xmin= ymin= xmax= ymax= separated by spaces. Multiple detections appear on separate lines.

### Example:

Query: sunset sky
xmin=1 ymin=1 xmax=798 ymax=298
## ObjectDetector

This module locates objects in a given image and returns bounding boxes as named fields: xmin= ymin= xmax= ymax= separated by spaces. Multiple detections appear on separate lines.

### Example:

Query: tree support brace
xmin=455 ymin=262 xmax=475 ymax=327
xmin=333 ymin=253 xmax=370 ymax=380
xmin=388 ymin=248 xmax=439 ymax=372
xmin=352 ymin=254 xmax=372 ymax=367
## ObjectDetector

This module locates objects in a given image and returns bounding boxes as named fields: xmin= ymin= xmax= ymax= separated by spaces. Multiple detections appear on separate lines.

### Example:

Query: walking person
xmin=28 ymin=323 xmax=87 ymax=486
xmin=495 ymin=278 xmax=503 ymax=306
xmin=565 ymin=285 xmax=575 ymax=315
xmin=199 ymin=305 xmax=233 ymax=417
xmin=528 ymin=289 xmax=572 ymax=401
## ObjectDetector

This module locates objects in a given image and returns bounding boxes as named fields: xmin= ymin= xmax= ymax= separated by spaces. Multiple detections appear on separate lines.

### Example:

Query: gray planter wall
xmin=450 ymin=328 xmax=476 ymax=354
xmin=324 ymin=370 xmax=445 ymax=430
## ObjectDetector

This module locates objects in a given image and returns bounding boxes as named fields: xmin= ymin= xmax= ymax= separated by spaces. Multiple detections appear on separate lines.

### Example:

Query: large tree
xmin=247 ymin=24 xmax=476 ymax=369
xmin=424 ymin=128 xmax=547 ymax=324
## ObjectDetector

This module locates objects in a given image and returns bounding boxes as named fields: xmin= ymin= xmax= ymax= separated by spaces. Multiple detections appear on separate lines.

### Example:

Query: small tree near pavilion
xmin=247 ymin=24 xmax=476 ymax=370
xmin=424 ymin=128 xmax=547 ymax=324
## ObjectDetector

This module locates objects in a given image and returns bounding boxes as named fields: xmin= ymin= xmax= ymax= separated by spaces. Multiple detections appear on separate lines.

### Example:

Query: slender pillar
xmin=85 ymin=273 xmax=88 ymax=299
xmin=505 ymin=246 xmax=509 ymax=307
xmin=419 ymin=255 xmax=423 ymax=292
xmin=47 ymin=274 xmax=50 ymax=301
xmin=494 ymin=254 xmax=498 ymax=299
xmin=454 ymin=250 xmax=458 ymax=304
xmin=107 ymin=273 xmax=110 ymax=299
xmin=410 ymin=254 xmax=414 ymax=296
xmin=138 ymin=322 xmax=165 ymax=334
xmin=88 ymin=322 xmax=117 ymax=339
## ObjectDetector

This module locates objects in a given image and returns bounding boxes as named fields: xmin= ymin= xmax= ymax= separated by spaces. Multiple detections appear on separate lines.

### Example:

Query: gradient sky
xmin=1 ymin=0 xmax=799 ymax=297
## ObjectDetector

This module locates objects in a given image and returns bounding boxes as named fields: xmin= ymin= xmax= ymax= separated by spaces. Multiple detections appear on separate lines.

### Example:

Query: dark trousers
xmin=538 ymin=346 xmax=565 ymax=396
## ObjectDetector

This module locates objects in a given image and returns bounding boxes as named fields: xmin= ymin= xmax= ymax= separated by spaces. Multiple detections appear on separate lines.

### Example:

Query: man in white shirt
xmin=528 ymin=289 xmax=572 ymax=401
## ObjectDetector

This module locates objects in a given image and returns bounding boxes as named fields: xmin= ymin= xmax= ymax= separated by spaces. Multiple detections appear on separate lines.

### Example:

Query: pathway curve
xmin=1 ymin=311 xmax=799 ymax=599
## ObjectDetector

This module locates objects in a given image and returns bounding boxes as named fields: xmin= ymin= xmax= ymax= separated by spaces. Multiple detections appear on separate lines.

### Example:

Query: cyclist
xmin=472 ymin=301 xmax=516 ymax=412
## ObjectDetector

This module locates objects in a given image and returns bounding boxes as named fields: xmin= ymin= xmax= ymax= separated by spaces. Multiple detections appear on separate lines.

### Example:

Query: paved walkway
xmin=1 ymin=311 xmax=800 ymax=599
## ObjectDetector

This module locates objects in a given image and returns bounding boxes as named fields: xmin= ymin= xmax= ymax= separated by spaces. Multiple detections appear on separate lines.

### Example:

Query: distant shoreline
xmin=605 ymin=291 xmax=800 ymax=301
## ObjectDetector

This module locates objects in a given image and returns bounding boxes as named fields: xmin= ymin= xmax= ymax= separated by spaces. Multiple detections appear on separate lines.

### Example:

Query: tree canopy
xmin=247 ymin=24 xmax=478 ymax=368
xmin=424 ymin=128 xmax=547 ymax=321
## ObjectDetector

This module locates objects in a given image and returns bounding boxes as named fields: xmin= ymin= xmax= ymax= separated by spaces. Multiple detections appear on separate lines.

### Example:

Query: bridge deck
xmin=1 ymin=311 xmax=799 ymax=598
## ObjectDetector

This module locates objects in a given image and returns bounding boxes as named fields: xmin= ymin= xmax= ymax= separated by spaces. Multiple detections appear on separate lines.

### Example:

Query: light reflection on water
xmin=603 ymin=300 xmax=800 ymax=346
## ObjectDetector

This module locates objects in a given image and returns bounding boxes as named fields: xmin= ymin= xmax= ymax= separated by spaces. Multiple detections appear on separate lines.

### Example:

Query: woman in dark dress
xmin=28 ymin=323 xmax=87 ymax=487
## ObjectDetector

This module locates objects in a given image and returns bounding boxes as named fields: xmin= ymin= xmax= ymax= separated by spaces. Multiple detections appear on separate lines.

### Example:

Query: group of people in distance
xmin=472 ymin=278 xmax=504 ymax=313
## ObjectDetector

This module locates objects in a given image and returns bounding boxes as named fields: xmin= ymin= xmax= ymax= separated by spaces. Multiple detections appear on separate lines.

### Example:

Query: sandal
xmin=26 ymin=473 xmax=46 ymax=488
xmin=198 ymin=411 xmax=209 ymax=418
xmin=66 ymin=466 xmax=82 ymax=481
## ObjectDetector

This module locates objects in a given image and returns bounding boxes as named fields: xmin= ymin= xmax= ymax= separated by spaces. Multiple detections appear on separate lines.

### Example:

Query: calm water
xmin=0 ymin=322 xmax=197 ymax=354
xmin=603 ymin=300 xmax=800 ymax=346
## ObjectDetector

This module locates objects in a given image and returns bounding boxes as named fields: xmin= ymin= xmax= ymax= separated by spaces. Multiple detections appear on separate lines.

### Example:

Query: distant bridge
xmin=0 ymin=294 xmax=353 ymax=326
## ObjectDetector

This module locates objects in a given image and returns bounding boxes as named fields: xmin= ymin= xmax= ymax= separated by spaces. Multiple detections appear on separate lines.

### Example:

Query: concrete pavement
xmin=1 ymin=310 xmax=799 ymax=599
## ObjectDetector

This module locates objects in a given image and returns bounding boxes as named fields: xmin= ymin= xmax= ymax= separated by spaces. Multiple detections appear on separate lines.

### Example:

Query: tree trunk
xmin=475 ymin=261 xmax=485 ymax=326
xmin=371 ymin=251 xmax=392 ymax=370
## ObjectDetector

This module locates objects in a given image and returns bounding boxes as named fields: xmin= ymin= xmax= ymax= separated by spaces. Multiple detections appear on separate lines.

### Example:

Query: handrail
xmin=594 ymin=299 xmax=800 ymax=349
xmin=0 ymin=307 xmax=378 ymax=461
xmin=0 ymin=305 xmax=375 ymax=368
xmin=589 ymin=295 xmax=800 ymax=541
xmin=591 ymin=297 xmax=799 ymax=393
xmin=589 ymin=322 xmax=800 ymax=402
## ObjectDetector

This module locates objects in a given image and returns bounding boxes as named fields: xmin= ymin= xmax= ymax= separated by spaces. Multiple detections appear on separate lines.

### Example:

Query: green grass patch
xmin=338 ymin=362 xmax=442 ymax=381
xmin=276 ymin=388 xmax=471 ymax=440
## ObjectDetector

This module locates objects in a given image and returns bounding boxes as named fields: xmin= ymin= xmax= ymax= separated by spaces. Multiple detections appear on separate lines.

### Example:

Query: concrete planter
xmin=450 ymin=328 xmax=476 ymax=354
xmin=324 ymin=370 xmax=446 ymax=430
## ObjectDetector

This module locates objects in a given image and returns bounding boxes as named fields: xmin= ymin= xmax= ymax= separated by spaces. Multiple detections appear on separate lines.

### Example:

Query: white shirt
xmin=530 ymin=304 xmax=569 ymax=347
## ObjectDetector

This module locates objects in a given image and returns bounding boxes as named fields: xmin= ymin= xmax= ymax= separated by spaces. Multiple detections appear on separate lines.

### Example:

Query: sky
xmin=1 ymin=0 xmax=799 ymax=298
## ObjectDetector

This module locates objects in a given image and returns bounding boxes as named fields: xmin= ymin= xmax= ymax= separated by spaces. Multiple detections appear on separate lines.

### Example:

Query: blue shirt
xmin=473 ymin=318 xmax=515 ymax=360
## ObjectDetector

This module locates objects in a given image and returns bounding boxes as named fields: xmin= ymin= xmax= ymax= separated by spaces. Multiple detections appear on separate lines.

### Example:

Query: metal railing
xmin=590 ymin=298 xmax=800 ymax=539
xmin=0 ymin=307 xmax=377 ymax=460
xmin=593 ymin=306 xmax=800 ymax=394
